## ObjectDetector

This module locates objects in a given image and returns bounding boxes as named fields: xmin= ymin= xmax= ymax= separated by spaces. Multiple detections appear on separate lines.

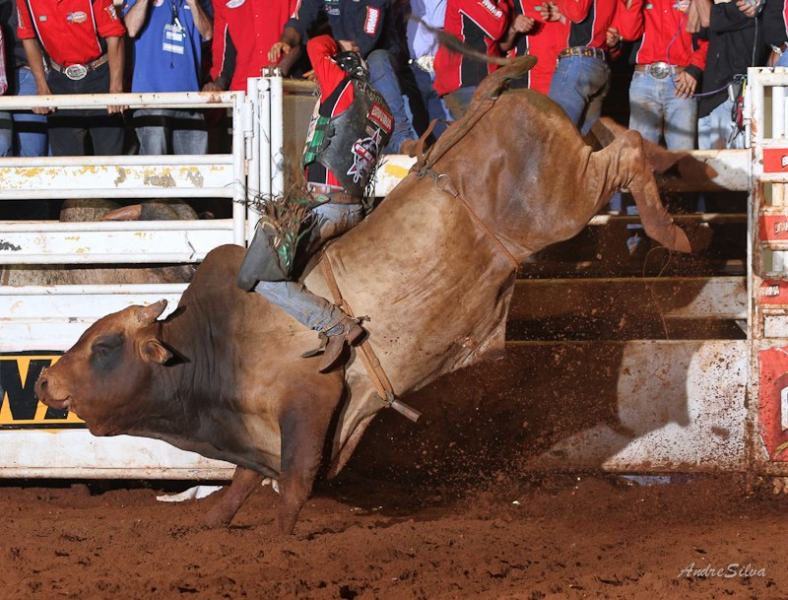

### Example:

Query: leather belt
xmin=635 ymin=62 xmax=684 ymax=79
xmin=306 ymin=183 xmax=361 ymax=205
xmin=772 ymin=42 xmax=788 ymax=55
xmin=558 ymin=46 xmax=607 ymax=62
xmin=49 ymin=54 xmax=108 ymax=81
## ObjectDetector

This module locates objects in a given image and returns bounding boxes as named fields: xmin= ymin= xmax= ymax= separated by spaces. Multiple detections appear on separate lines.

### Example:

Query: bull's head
xmin=35 ymin=300 xmax=173 ymax=436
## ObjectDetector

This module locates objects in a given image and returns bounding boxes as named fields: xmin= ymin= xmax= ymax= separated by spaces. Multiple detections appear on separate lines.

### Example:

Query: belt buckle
xmin=647 ymin=63 xmax=670 ymax=80
xmin=414 ymin=55 xmax=435 ymax=74
xmin=64 ymin=64 xmax=88 ymax=81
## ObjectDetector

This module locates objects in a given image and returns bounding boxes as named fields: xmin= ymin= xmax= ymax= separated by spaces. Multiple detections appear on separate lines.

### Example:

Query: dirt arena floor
xmin=0 ymin=474 xmax=784 ymax=599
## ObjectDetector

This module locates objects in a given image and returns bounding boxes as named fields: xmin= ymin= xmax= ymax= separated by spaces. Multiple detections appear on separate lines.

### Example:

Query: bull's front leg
xmin=204 ymin=466 xmax=264 ymax=529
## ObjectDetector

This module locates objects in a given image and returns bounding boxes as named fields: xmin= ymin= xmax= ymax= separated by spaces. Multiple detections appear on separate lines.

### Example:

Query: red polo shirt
xmin=210 ymin=0 xmax=297 ymax=91
xmin=614 ymin=0 xmax=708 ymax=72
xmin=434 ymin=0 xmax=511 ymax=96
xmin=16 ymin=0 xmax=125 ymax=66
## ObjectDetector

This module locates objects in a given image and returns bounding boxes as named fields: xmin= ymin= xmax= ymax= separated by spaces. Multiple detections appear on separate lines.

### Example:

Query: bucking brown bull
xmin=35 ymin=58 xmax=708 ymax=534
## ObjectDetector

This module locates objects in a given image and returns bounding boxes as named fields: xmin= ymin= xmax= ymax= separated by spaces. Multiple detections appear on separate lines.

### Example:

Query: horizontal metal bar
xmin=0 ymin=219 xmax=232 ymax=232
xmin=0 ymin=91 xmax=243 ymax=110
xmin=0 ymin=159 xmax=237 ymax=200
xmin=0 ymin=154 xmax=233 ymax=167
xmin=587 ymin=213 xmax=745 ymax=226
xmin=0 ymin=283 xmax=188 ymax=295
xmin=0 ymin=227 xmax=233 ymax=264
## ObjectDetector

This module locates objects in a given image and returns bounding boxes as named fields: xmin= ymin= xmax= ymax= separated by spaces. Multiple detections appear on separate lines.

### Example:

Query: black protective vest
xmin=303 ymin=79 xmax=394 ymax=198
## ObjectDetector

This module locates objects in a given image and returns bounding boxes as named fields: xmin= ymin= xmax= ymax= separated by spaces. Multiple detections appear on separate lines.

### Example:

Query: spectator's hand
xmin=202 ymin=80 xmax=223 ymax=92
xmin=303 ymin=70 xmax=316 ymax=82
xmin=547 ymin=2 xmax=564 ymax=22
xmin=605 ymin=27 xmax=621 ymax=48
xmin=33 ymin=82 xmax=54 ymax=115
xmin=337 ymin=39 xmax=360 ymax=53
xmin=269 ymin=41 xmax=292 ymax=63
xmin=674 ymin=70 xmax=697 ymax=99
xmin=107 ymin=82 xmax=127 ymax=114
xmin=511 ymin=14 xmax=535 ymax=33
xmin=735 ymin=0 xmax=759 ymax=17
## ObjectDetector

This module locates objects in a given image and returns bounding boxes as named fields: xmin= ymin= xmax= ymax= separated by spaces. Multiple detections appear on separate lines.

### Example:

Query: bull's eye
xmin=90 ymin=333 xmax=125 ymax=372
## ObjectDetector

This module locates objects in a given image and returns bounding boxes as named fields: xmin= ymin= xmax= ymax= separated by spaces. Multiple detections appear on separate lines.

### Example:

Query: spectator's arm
xmin=106 ymin=36 xmax=126 ymax=113
xmin=347 ymin=0 xmax=389 ymax=57
xmin=611 ymin=0 xmax=643 ymax=41
xmin=0 ymin=29 xmax=7 ymax=95
xmin=122 ymin=0 xmax=150 ymax=39
xmin=709 ymin=2 xmax=755 ymax=33
xmin=285 ymin=0 xmax=324 ymax=42
xmin=685 ymin=34 xmax=707 ymax=82
xmin=459 ymin=0 xmax=511 ymax=41
xmin=208 ymin=0 xmax=233 ymax=88
xmin=186 ymin=0 xmax=212 ymax=41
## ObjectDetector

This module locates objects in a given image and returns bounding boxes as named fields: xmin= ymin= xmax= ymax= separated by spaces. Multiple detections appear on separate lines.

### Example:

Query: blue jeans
xmin=698 ymin=98 xmax=745 ymax=150
xmin=254 ymin=202 xmax=364 ymax=332
xmin=406 ymin=63 xmax=449 ymax=138
xmin=134 ymin=109 xmax=208 ymax=155
xmin=443 ymin=86 xmax=477 ymax=121
xmin=629 ymin=71 xmax=697 ymax=150
xmin=0 ymin=67 xmax=49 ymax=156
xmin=778 ymin=52 xmax=788 ymax=68
xmin=548 ymin=55 xmax=610 ymax=135
xmin=367 ymin=49 xmax=417 ymax=153
xmin=0 ymin=112 xmax=11 ymax=156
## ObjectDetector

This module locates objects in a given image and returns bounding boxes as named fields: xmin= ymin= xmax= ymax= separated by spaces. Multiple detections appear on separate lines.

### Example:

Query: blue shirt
xmin=123 ymin=0 xmax=211 ymax=92
xmin=406 ymin=0 xmax=445 ymax=59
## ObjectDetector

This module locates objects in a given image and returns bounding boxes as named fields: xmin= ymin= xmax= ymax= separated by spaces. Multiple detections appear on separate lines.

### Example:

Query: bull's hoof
xmin=685 ymin=222 xmax=713 ymax=254
xmin=203 ymin=508 xmax=233 ymax=530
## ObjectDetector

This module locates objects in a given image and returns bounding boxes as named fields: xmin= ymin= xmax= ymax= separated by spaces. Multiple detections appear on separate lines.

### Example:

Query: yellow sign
xmin=0 ymin=354 xmax=84 ymax=429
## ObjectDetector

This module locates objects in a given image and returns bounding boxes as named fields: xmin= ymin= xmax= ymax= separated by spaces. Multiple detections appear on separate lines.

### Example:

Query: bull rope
xmin=319 ymin=254 xmax=422 ymax=423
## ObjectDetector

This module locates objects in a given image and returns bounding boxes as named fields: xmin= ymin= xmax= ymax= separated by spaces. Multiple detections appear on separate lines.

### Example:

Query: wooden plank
xmin=510 ymin=276 xmax=746 ymax=321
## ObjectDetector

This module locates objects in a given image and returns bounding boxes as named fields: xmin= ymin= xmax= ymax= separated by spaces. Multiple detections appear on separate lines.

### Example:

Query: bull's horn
xmin=136 ymin=300 xmax=168 ymax=326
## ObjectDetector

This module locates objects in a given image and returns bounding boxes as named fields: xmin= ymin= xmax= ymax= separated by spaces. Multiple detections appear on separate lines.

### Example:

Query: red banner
xmin=758 ymin=280 xmax=788 ymax=305
xmin=763 ymin=148 xmax=788 ymax=174
xmin=758 ymin=214 xmax=788 ymax=242
xmin=757 ymin=347 xmax=788 ymax=461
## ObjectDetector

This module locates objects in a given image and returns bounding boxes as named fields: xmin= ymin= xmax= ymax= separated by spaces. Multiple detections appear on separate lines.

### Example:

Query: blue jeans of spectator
xmin=548 ymin=55 xmax=610 ymax=135
xmin=407 ymin=63 xmax=449 ymax=138
xmin=367 ymin=49 xmax=417 ymax=153
xmin=629 ymin=71 xmax=697 ymax=150
xmin=134 ymin=109 xmax=208 ymax=155
xmin=698 ymin=98 xmax=745 ymax=151
xmin=778 ymin=52 xmax=788 ymax=68
xmin=0 ymin=67 xmax=49 ymax=157
xmin=620 ymin=70 xmax=700 ymax=221
xmin=254 ymin=202 xmax=364 ymax=332
xmin=443 ymin=86 xmax=477 ymax=121
xmin=12 ymin=67 xmax=48 ymax=156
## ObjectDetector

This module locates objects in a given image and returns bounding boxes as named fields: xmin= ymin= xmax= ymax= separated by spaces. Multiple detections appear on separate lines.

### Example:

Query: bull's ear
xmin=136 ymin=300 xmax=168 ymax=326
xmin=142 ymin=338 xmax=173 ymax=364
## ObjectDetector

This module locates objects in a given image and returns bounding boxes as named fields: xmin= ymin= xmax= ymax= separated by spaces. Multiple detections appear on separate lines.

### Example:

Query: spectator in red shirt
xmin=434 ymin=0 xmax=512 ymax=119
xmin=16 ymin=0 xmax=126 ymax=155
xmin=500 ymin=0 xmax=567 ymax=94
xmin=616 ymin=0 xmax=707 ymax=150
xmin=204 ymin=0 xmax=298 ymax=92
xmin=239 ymin=35 xmax=393 ymax=372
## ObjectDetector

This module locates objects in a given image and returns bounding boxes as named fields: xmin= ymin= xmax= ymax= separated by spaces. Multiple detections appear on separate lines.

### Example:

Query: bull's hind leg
xmin=588 ymin=129 xmax=695 ymax=253
xmin=204 ymin=466 xmax=264 ymax=528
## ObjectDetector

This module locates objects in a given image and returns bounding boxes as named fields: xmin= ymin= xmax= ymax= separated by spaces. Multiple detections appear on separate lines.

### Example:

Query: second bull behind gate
xmin=34 ymin=58 xmax=710 ymax=534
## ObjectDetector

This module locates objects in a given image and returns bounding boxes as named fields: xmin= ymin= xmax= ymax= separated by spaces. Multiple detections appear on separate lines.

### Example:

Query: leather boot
xmin=319 ymin=318 xmax=365 ymax=373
